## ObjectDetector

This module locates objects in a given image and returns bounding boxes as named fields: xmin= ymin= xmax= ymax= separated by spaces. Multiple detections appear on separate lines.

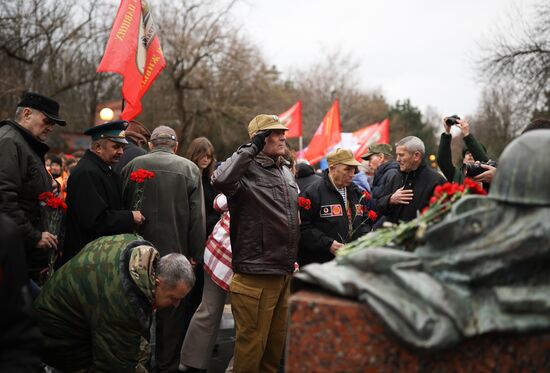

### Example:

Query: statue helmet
xmin=489 ymin=130 xmax=550 ymax=206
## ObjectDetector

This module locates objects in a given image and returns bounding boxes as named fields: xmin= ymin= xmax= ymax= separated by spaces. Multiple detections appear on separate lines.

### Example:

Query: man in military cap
xmin=299 ymin=148 xmax=371 ymax=266
xmin=64 ymin=120 xmax=145 ymax=262
xmin=212 ymin=114 xmax=299 ymax=373
xmin=0 ymin=92 xmax=66 ymax=282
xmin=34 ymin=234 xmax=195 ymax=372
xmin=362 ymin=143 xmax=400 ymax=200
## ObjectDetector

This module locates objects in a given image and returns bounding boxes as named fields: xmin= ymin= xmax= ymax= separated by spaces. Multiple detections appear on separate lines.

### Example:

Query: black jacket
xmin=64 ymin=150 xmax=135 ymax=262
xmin=0 ymin=120 xmax=52 ymax=275
xmin=0 ymin=213 xmax=42 ymax=372
xmin=377 ymin=162 xmax=446 ymax=223
xmin=212 ymin=144 xmax=299 ymax=275
xmin=298 ymin=170 xmax=371 ymax=266
xmin=295 ymin=163 xmax=322 ymax=192
xmin=372 ymin=161 xmax=400 ymax=202
xmin=203 ymin=173 xmax=220 ymax=236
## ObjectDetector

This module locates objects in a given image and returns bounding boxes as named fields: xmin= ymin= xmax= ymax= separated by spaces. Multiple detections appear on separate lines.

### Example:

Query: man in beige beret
xmin=212 ymin=114 xmax=299 ymax=373
xmin=299 ymin=148 xmax=372 ymax=266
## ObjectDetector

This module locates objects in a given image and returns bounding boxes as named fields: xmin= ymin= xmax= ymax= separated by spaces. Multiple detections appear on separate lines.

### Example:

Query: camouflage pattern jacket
xmin=34 ymin=234 xmax=159 ymax=372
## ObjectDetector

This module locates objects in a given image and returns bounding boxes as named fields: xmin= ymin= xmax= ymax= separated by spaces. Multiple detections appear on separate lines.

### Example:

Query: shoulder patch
xmin=320 ymin=204 xmax=343 ymax=218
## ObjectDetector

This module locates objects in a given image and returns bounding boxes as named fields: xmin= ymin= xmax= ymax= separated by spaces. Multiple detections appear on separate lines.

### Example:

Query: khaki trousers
xmin=230 ymin=273 xmax=290 ymax=373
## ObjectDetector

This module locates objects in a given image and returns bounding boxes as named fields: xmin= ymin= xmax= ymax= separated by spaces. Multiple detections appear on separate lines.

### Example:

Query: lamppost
xmin=99 ymin=107 xmax=114 ymax=122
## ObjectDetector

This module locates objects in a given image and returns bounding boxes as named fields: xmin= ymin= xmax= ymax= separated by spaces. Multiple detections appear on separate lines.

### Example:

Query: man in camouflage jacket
xmin=34 ymin=234 xmax=195 ymax=372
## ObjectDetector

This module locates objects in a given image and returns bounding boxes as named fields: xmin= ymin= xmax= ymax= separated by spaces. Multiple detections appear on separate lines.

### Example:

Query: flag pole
xmin=299 ymin=136 xmax=303 ymax=154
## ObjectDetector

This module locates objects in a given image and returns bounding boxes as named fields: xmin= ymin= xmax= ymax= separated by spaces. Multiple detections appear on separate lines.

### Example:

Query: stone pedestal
xmin=286 ymin=291 xmax=550 ymax=372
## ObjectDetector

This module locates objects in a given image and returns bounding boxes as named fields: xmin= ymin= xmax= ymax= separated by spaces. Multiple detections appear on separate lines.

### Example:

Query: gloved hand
xmin=250 ymin=130 xmax=272 ymax=153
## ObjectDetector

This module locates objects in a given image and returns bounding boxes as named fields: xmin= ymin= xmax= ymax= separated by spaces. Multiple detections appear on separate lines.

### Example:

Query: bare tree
xmin=478 ymin=1 xmax=550 ymax=109
xmin=0 ymin=0 xmax=118 ymax=131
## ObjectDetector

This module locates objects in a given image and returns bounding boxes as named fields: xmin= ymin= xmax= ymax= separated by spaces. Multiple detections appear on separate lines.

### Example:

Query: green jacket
xmin=34 ymin=234 xmax=159 ymax=372
xmin=436 ymin=133 xmax=489 ymax=183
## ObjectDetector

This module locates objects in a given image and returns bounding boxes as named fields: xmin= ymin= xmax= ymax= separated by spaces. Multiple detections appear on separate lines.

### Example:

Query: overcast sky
xmin=232 ymin=0 xmax=539 ymax=118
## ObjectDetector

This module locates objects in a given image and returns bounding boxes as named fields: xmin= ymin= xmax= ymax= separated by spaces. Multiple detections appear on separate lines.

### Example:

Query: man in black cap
xmin=0 ymin=92 xmax=66 ymax=282
xmin=63 ymin=120 xmax=145 ymax=262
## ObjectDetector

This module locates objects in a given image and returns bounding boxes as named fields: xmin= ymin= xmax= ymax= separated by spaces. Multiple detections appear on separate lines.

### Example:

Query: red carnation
xmin=39 ymin=192 xmax=55 ymax=202
xmin=362 ymin=190 xmax=371 ymax=201
xmin=463 ymin=178 xmax=487 ymax=195
xmin=130 ymin=169 xmax=156 ymax=183
xmin=367 ymin=210 xmax=378 ymax=221
xmin=46 ymin=197 xmax=67 ymax=212
xmin=298 ymin=197 xmax=311 ymax=210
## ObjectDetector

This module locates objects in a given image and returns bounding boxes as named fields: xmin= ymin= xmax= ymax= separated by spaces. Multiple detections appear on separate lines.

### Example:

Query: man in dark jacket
xmin=122 ymin=125 xmax=205 ymax=373
xmin=299 ymin=148 xmax=371 ymax=266
xmin=361 ymin=143 xmax=400 ymax=227
xmin=34 ymin=234 xmax=195 ymax=373
xmin=212 ymin=114 xmax=299 ymax=373
xmin=63 ymin=120 xmax=145 ymax=262
xmin=295 ymin=161 xmax=321 ymax=191
xmin=377 ymin=136 xmax=446 ymax=224
xmin=0 ymin=92 xmax=66 ymax=281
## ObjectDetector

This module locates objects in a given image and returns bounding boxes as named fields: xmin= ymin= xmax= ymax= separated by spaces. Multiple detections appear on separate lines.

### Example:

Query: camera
xmin=464 ymin=160 xmax=497 ymax=177
xmin=445 ymin=115 xmax=461 ymax=126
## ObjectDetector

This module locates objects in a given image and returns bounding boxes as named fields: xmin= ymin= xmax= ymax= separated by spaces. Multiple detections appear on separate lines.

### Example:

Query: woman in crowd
xmin=181 ymin=137 xmax=222 ymax=346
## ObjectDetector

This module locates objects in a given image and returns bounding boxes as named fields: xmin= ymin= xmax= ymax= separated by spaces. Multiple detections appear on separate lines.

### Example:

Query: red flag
xmin=352 ymin=118 xmax=390 ymax=160
xmin=278 ymin=101 xmax=302 ymax=138
xmin=303 ymin=100 xmax=342 ymax=164
xmin=97 ymin=0 xmax=166 ymax=120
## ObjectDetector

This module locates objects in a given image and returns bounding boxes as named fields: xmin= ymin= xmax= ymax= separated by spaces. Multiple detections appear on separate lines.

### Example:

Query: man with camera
xmin=436 ymin=116 xmax=493 ymax=185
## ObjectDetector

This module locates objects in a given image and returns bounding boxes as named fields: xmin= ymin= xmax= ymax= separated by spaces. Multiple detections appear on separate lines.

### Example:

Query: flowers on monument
xmin=129 ymin=169 xmax=155 ymax=210
xmin=337 ymin=178 xmax=487 ymax=257
xmin=298 ymin=196 xmax=312 ymax=210
xmin=38 ymin=192 xmax=67 ymax=279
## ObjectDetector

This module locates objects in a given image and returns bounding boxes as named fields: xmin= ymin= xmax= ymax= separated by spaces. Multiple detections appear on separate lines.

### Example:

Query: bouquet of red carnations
xmin=38 ymin=191 xmax=67 ymax=278
xmin=337 ymin=178 xmax=487 ymax=257
xmin=129 ymin=169 xmax=155 ymax=211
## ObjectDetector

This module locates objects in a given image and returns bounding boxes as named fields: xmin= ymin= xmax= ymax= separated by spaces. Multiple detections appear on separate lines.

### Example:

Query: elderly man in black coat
xmin=0 ymin=92 xmax=66 ymax=282
xmin=63 ymin=121 xmax=145 ymax=262
xmin=377 ymin=136 xmax=446 ymax=224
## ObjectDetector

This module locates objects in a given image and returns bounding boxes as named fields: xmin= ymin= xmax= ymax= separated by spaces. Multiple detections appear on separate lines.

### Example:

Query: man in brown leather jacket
xmin=212 ymin=114 xmax=299 ymax=373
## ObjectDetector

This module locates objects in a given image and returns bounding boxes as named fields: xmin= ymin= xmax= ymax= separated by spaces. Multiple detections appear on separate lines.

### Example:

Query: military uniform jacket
xmin=34 ymin=234 xmax=158 ymax=372
xmin=0 ymin=120 xmax=52 ymax=274
xmin=64 ymin=150 xmax=134 ymax=262
xmin=298 ymin=170 xmax=371 ymax=266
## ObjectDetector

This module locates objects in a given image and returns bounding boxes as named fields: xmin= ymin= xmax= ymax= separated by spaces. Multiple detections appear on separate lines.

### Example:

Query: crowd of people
xmin=1 ymin=91 xmax=549 ymax=373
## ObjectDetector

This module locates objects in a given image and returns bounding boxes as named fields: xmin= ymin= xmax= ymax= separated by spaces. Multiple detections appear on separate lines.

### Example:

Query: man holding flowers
xmin=298 ymin=148 xmax=373 ymax=266
xmin=64 ymin=120 xmax=145 ymax=262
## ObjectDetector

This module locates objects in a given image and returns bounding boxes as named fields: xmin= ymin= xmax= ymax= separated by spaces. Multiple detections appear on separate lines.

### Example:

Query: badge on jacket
xmin=320 ymin=204 xmax=343 ymax=218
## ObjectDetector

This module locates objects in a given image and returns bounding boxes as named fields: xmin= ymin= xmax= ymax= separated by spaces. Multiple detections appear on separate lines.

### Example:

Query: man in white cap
xmin=212 ymin=114 xmax=299 ymax=373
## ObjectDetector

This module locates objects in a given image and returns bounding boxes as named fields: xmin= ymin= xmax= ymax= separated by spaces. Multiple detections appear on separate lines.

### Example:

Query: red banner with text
xmin=97 ymin=0 xmax=166 ymax=120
